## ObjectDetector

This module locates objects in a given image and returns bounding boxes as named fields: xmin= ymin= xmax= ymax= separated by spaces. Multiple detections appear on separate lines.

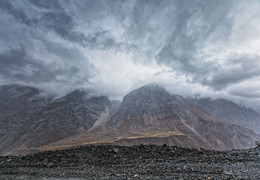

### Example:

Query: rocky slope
xmin=0 ymin=85 xmax=47 ymax=155
xmin=190 ymin=98 xmax=260 ymax=133
xmin=1 ymin=144 xmax=259 ymax=179
xmin=107 ymin=84 xmax=259 ymax=150
xmin=0 ymin=85 xmax=111 ymax=156
xmin=42 ymin=84 xmax=260 ymax=152
xmin=0 ymin=84 xmax=259 ymax=156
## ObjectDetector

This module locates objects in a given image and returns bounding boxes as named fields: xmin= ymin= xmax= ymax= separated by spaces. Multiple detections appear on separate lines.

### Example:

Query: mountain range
xmin=0 ymin=84 xmax=259 ymax=155
xmin=189 ymin=98 xmax=260 ymax=134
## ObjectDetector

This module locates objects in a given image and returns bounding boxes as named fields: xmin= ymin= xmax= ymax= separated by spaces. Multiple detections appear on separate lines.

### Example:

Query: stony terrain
xmin=0 ymin=144 xmax=259 ymax=179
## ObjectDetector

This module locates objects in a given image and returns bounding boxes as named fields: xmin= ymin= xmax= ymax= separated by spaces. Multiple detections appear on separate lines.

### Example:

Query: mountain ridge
xmin=189 ymin=98 xmax=260 ymax=134
xmin=40 ymin=84 xmax=259 ymax=153
xmin=0 ymin=84 xmax=259 ymax=155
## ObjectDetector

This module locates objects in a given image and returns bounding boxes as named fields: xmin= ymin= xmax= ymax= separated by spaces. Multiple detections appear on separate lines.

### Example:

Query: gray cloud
xmin=0 ymin=46 xmax=93 ymax=86
xmin=27 ymin=0 xmax=61 ymax=10
xmin=204 ymin=54 xmax=260 ymax=90
xmin=0 ymin=0 xmax=78 ymax=42
xmin=155 ymin=0 xmax=234 ymax=79
xmin=0 ymin=0 xmax=128 ymax=51
xmin=0 ymin=0 xmax=260 ymax=109
xmin=0 ymin=0 xmax=32 ymax=25
xmin=0 ymin=47 xmax=55 ymax=83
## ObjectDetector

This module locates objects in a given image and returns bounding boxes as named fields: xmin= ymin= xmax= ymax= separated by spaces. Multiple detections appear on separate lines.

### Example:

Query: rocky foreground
xmin=0 ymin=145 xmax=259 ymax=180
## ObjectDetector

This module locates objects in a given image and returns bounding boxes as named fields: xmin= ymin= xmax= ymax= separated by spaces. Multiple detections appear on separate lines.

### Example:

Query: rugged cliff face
xmin=0 ymin=85 xmax=111 ymax=155
xmin=0 ymin=85 xmax=47 ymax=132
xmin=107 ymin=84 xmax=259 ymax=150
xmin=0 ymin=85 xmax=47 ymax=155
xmin=0 ymin=84 xmax=259 ymax=155
xmin=189 ymin=98 xmax=260 ymax=134
xmin=41 ymin=85 xmax=259 ymax=152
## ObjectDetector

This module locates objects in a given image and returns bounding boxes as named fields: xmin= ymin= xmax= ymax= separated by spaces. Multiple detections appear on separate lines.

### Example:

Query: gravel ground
xmin=0 ymin=145 xmax=259 ymax=179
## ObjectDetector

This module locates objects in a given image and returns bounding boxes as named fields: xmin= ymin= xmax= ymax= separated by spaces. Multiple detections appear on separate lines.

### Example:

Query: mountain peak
xmin=1 ymin=84 xmax=259 ymax=155
xmin=125 ymin=84 xmax=170 ymax=100
xmin=138 ymin=83 xmax=166 ymax=92
xmin=109 ymin=84 xmax=174 ymax=126
xmin=67 ymin=89 xmax=88 ymax=99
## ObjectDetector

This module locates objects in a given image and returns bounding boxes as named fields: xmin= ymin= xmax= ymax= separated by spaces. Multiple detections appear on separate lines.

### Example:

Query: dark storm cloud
xmin=27 ymin=0 xmax=61 ymax=10
xmin=205 ymin=54 xmax=260 ymax=90
xmin=0 ymin=0 xmax=127 ymax=95
xmin=154 ymin=0 xmax=234 ymax=83
xmin=0 ymin=0 xmax=32 ymax=25
xmin=0 ymin=0 xmax=77 ymax=41
xmin=0 ymin=47 xmax=54 ymax=82
xmin=0 ymin=0 xmax=260 ymax=107
xmin=0 ymin=0 xmax=125 ymax=50
xmin=0 ymin=46 xmax=92 ymax=85
xmin=104 ymin=0 xmax=246 ymax=91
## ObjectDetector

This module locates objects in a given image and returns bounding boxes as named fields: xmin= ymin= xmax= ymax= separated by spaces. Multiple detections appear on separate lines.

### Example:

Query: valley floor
xmin=0 ymin=145 xmax=259 ymax=179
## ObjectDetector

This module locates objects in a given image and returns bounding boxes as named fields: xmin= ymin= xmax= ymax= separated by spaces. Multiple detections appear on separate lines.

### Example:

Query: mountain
xmin=189 ymin=98 xmax=260 ymax=134
xmin=107 ymin=84 xmax=259 ymax=149
xmin=0 ymin=84 xmax=47 ymax=131
xmin=1 ymin=84 xmax=259 ymax=155
xmin=41 ymin=84 xmax=260 ymax=152
xmin=0 ymin=85 xmax=111 ymax=155
xmin=0 ymin=85 xmax=47 ymax=155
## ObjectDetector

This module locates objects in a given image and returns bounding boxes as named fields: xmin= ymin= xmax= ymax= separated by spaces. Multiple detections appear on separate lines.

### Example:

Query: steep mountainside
xmin=190 ymin=98 xmax=260 ymax=133
xmin=0 ymin=86 xmax=111 ymax=155
xmin=42 ymin=85 xmax=259 ymax=152
xmin=0 ymin=85 xmax=47 ymax=132
xmin=1 ymin=84 xmax=259 ymax=155
xmin=107 ymin=85 xmax=259 ymax=150
xmin=0 ymin=85 xmax=47 ymax=155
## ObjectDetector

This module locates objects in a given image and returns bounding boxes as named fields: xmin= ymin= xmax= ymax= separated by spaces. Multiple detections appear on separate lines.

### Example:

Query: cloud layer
xmin=1 ymin=0 xmax=260 ymax=108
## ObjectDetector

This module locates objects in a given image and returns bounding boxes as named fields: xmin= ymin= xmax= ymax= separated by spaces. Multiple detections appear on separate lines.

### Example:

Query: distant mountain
xmin=41 ymin=84 xmax=260 ymax=152
xmin=0 ymin=84 xmax=47 ymax=129
xmin=0 ymin=85 xmax=111 ymax=155
xmin=0 ymin=85 xmax=47 ymax=155
xmin=107 ymin=84 xmax=259 ymax=149
xmin=0 ymin=84 xmax=259 ymax=155
xmin=189 ymin=98 xmax=260 ymax=134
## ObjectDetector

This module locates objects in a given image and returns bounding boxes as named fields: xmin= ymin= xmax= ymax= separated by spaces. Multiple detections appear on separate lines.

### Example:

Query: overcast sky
xmin=1 ymin=0 xmax=260 ymax=109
